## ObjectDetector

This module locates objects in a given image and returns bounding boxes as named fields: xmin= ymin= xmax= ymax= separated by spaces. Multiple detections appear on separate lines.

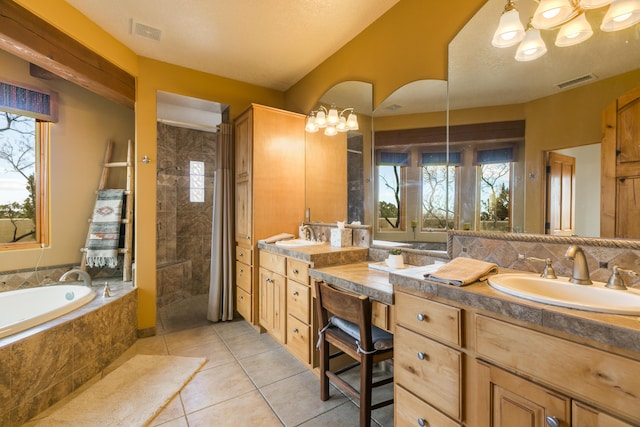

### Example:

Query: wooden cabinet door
xmin=478 ymin=362 xmax=570 ymax=427
xmin=235 ymin=178 xmax=251 ymax=243
xmin=258 ymin=267 xmax=286 ymax=343
xmin=234 ymin=108 xmax=252 ymax=180
xmin=546 ymin=152 xmax=575 ymax=236
xmin=572 ymin=401 xmax=635 ymax=427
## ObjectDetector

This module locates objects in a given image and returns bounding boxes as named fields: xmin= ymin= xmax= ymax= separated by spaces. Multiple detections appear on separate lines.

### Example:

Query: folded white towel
xmin=425 ymin=257 xmax=499 ymax=286
xmin=262 ymin=233 xmax=295 ymax=244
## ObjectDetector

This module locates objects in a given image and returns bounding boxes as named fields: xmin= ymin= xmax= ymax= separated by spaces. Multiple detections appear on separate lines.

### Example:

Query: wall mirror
xmin=305 ymin=81 xmax=373 ymax=225
xmin=448 ymin=0 xmax=640 ymax=239
xmin=371 ymin=80 xmax=449 ymax=250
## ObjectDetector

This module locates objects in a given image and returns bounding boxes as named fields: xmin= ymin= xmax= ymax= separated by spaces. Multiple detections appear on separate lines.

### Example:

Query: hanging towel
xmin=85 ymin=189 xmax=124 ymax=268
xmin=425 ymin=257 xmax=499 ymax=286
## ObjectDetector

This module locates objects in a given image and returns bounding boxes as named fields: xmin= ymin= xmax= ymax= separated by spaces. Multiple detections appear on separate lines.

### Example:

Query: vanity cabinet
xmin=394 ymin=289 xmax=640 ymax=427
xmin=234 ymin=104 xmax=306 ymax=325
xmin=394 ymin=291 xmax=463 ymax=425
xmin=286 ymin=257 xmax=313 ymax=364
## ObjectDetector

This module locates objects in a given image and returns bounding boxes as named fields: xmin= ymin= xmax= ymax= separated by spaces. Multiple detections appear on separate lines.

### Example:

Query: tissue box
xmin=330 ymin=228 xmax=352 ymax=247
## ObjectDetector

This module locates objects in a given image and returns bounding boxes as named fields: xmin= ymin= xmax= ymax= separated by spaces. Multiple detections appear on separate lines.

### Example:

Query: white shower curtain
xmin=207 ymin=123 xmax=234 ymax=322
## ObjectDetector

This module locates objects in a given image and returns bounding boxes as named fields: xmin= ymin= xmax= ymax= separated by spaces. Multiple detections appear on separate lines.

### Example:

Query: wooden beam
xmin=0 ymin=0 xmax=135 ymax=109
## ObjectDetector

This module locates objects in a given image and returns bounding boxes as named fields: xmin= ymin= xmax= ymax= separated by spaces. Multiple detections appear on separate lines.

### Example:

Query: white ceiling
xmin=64 ymin=0 xmax=400 ymax=92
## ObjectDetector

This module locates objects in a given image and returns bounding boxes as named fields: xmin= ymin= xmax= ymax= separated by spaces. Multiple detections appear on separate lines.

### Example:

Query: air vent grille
xmin=131 ymin=20 xmax=162 ymax=41
xmin=556 ymin=73 xmax=597 ymax=90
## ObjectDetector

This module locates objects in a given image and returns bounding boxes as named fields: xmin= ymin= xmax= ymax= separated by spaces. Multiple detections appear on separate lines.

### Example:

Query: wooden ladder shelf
xmin=80 ymin=140 xmax=134 ymax=281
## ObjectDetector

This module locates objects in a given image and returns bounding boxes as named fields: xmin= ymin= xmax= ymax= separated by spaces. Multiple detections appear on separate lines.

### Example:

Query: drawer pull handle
xmin=292 ymin=291 xmax=299 ymax=296
xmin=545 ymin=416 xmax=560 ymax=427
xmin=417 ymin=313 xmax=427 ymax=322
xmin=293 ymin=268 xmax=299 ymax=274
xmin=239 ymin=295 xmax=243 ymax=300
xmin=240 ymin=269 xmax=244 ymax=273
xmin=246 ymin=236 xmax=250 ymax=240
xmin=417 ymin=418 xmax=428 ymax=427
xmin=293 ymin=328 xmax=299 ymax=334
xmin=417 ymin=352 xmax=428 ymax=361
xmin=239 ymin=253 xmax=243 ymax=257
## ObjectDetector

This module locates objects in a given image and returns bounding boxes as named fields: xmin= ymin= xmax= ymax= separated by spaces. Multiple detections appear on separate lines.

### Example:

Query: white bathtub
xmin=0 ymin=284 xmax=96 ymax=339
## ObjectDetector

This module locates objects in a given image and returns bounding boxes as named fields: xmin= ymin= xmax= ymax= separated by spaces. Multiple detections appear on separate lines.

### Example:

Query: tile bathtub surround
xmin=0 ymin=263 xmax=122 ymax=292
xmin=26 ymin=295 xmax=394 ymax=427
xmin=0 ymin=284 xmax=137 ymax=426
xmin=449 ymin=231 xmax=640 ymax=288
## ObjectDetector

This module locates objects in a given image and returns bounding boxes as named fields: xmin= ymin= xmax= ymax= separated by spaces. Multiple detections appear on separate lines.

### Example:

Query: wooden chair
xmin=314 ymin=281 xmax=394 ymax=427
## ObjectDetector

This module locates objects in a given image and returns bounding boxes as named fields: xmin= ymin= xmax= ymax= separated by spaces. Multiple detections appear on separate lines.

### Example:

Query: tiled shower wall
xmin=156 ymin=123 xmax=216 ymax=307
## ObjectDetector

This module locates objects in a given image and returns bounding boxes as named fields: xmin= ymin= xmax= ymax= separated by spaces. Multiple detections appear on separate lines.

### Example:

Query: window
xmin=421 ymin=151 xmax=460 ymax=230
xmin=475 ymin=146 xmax=516 ymax=232
xmin=0 ymin=111 xmax=49 ymax=247
xmin=0 ymin=81 xmax=55 ymax=249
xmin=189 ymin=160 xmax=205 ymax=202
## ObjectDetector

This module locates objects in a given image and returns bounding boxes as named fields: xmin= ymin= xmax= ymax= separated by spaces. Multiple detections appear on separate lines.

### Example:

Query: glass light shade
xmin=324 ymin=125 xmax=338 ymax=136
xmin=305 ymin=114 xmax=318 ymax=132
xmin=314 ymin=110 xmax=327 ymax=128
xmin=346 ymin=113 xmax=359 ymax=130
xmin=579 ymin=0 xmax=614 ymax=8
xmin=515 ymin=28 xmax=548 ymax=61
xmin=555 ymin=13 xmax=593 ymax=46
xmin=531 ymin=0 xmax=576 ymax=29
xmin=492 ymin=9 xmax=526 ymax=47
xmin=600 ymin=0 xmax=640 ymax=31
xmin=336 ymin=116 xmax=349 ymax=132
xmin=326 ymin=106 xmax=339 ymax=125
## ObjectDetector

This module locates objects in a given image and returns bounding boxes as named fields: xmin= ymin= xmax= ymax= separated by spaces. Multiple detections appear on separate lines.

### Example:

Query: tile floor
xmin=27 ymin=295 xmax=394 ymax=426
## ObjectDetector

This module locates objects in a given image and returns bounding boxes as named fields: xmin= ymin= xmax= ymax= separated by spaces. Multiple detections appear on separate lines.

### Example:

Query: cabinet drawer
xmin=236 ymin=262 xmax=252 ymax=293
xmin=287 ymin=258 xmax=310 ymax=285
xmin=395 ymin=291 xmax=462 ymax=347
xmin=572 ymin=401 xmax=635 ymax=427
xmin=475 ymin=314 xmax=640 ymax=423
xmin=260 ymin=251 xmax=286 ymax=275
xmin=287 ymin=314 xmax=311 ymax=364
xmin=236 ymin=286 xmax=251 ymax=321
xmin=236 ymin=246 xmax=252 ymax=264
xmin=371 ymin=301 xmax=389 ymax=331
xmin=287 ymin=280 xmax=310 ymax=324
xmin=395 ymin=385 xmax=461 ymax=427
xmin=395 ymin=325 xmax=462 ymax=421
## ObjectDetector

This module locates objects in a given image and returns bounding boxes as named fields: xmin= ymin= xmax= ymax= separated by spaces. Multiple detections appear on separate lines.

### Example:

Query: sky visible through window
xmin=0 ymin=112 xmax=35 ymax=205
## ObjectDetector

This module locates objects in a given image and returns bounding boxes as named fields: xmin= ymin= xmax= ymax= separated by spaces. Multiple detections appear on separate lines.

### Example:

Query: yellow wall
xmin=0 ymin=49 xmax=135 ymax=271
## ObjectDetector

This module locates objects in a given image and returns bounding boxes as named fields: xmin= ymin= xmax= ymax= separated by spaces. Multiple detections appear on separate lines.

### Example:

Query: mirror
xmin=371 ymin=80 xmax=450 ymax=249
xmin=448 ymin=0 xmax=640 ymax=238
xmin=305 ymin=81 xmax=373 ymax=225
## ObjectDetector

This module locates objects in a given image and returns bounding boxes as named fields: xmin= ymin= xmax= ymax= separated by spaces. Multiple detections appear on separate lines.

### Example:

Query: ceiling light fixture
xmin=305 ymin=105 xmax=359 ymax=136
xmin=492 ymin=0 xmax=640 ymax=61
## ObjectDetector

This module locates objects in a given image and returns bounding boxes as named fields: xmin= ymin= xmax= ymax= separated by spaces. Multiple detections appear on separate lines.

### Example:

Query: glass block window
xmin=189 ymin=161 xmax=205 ymax=203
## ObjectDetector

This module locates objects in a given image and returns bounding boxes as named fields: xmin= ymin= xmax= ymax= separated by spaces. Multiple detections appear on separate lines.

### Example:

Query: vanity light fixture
xmin=493 ymin=0 xmax=640 ymax=61
xmin=305 ymin=105 xmax=359 ymax=136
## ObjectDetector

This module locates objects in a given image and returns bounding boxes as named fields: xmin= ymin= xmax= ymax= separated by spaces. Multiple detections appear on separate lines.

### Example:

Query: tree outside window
xmin=478 ymin=162 xmax=511 ymax=231
xmin=378 ymin=164 xmax=403 ymax=230
xmin=0 ymin=111 xmax=37 ymax=244
xmin=422 ymin=164 xmax=455 ymax=230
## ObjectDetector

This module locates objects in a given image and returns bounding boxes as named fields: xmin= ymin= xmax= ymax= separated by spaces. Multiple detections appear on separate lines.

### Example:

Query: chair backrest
xmin=315 ymin=281 xmax=374 ymax=351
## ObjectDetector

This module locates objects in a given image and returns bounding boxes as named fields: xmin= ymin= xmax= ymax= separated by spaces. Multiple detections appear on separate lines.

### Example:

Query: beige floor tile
xmin=180 ymin=360 xmax=257 ymax=414
xmin=297 ymin=401 xmax=362 ymax=427
xmin=187 ymin=390 xmax=283 ymax=427
xmin=239 ymin=346 xmax=308 ymax=388
xmin=211 ymin=317 xmax=257 ymax=340
xmin=168 ymin=338 xmax=236 ymax=370
xmin=164 ymin=324 xmax=220 ymax=353
xmin=153 ymin=416 xmax=189 ymax=427
xmin=261 ymin=370 xmax=349 ymax=426
xmin=149 ymin=393 xmax=185 ymax=426
xmin=223 ymin=329 xmax=281 ymax=359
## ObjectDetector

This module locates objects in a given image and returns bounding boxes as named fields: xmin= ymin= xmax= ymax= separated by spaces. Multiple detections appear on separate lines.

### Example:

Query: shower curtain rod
xmin=157 ymin=118 xmax=219 ymax=133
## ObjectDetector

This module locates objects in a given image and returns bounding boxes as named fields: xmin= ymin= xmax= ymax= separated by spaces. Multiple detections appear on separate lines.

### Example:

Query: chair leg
xmin=320 ymin=341 xmax=330 ymax=401
xmin=359 ymin=355 xmax=373 ymax=427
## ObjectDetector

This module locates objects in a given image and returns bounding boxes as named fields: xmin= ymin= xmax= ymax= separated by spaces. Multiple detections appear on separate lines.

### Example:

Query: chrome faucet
xmin=301 ymin=225 xmax=316 ymax=241
xmin=60 ymin=269 xmax=93 ymax=287
xmin=564 ymin=245 xmax=592 ymax=285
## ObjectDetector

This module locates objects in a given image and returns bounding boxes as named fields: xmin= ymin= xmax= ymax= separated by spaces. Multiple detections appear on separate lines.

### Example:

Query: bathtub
xmin=0 ymin=284 xmax=96 ymax=339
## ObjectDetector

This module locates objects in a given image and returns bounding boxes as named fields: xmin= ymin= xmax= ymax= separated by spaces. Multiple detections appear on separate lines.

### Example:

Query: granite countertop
xmin=309 ymin=261 xmax=394 ymax=304
xmin=390 ymin=267 xmax=640 ymax=357
xmin=257 ymin=241 xmax=368 ymax=268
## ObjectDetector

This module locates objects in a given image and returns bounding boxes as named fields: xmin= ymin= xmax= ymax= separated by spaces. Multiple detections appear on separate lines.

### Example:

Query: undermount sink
xmin=487 ymin=273 xmax=640 ymax=315
xmin=274 ymin=239 xmax=323 ymax=248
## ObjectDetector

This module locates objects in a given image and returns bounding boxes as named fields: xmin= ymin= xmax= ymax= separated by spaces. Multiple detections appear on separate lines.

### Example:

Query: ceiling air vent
xmin=130 ymin=20 xmax=163 ymax=41
xmin=555 ymin=73 xmax=597 ymax=90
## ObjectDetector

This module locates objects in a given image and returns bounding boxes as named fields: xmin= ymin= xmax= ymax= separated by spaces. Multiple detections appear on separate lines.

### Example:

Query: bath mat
xmin=85 ymin=189 xmax=124 ymax=268
xmin=35 ymin=354 xmax=206 ymax=427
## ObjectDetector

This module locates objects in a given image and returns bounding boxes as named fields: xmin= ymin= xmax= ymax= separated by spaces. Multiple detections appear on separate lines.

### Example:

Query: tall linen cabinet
xmin=234 ymin=104 xmax=306 ymax=326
